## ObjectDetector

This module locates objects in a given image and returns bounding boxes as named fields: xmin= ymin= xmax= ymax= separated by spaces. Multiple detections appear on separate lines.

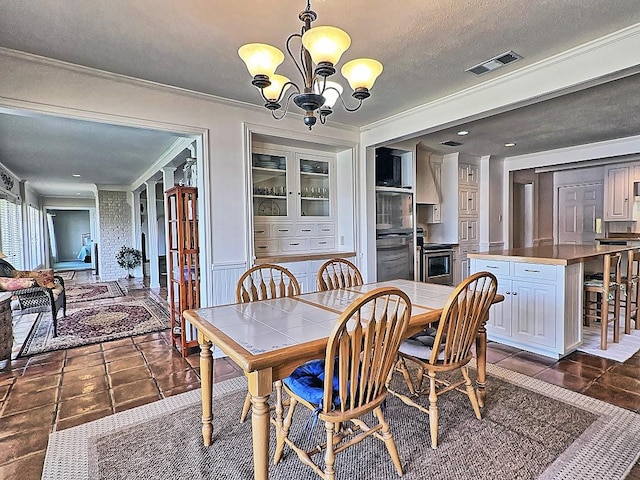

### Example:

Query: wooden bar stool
xmin=622 ymin=249 xmax=640 ymax=334
xmin=583 ymin=252 xmax=622 ymax=350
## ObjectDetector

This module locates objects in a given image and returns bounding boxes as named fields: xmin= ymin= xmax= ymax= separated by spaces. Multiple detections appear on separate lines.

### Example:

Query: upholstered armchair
xmin=0 ymin=259 xmax=66 ymax=337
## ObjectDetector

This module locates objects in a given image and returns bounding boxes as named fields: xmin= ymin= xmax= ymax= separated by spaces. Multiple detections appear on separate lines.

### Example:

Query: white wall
xmin=0 ymin=50 xmax=359 ymax=305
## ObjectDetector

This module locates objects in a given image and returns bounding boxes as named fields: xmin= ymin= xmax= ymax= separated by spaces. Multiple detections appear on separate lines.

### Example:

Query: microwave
xmin=375 ymin=147 xmax=402 ymax=187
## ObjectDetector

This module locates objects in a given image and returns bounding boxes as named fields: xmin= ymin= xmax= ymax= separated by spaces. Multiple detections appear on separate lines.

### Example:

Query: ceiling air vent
xmin=465 ymin=50 xmax=523 ymax=76
xmin=440 ymin=140 xmax=463 ymax=147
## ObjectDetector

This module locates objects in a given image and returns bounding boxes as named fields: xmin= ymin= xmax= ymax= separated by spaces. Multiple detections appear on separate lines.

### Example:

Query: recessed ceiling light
xmin=457 ymin=130 xmax=469 ymax=136
xmin=504 ymin=143 xmax=516 ymax=147
xmin=72 ymin=174 xmax=81 ymax=177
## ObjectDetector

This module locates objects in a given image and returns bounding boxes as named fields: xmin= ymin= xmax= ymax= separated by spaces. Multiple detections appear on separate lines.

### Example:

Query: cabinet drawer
xmin=513 ymin=263 xmax=556 ymax=281
xmin=253 ymin=224 xmax=270 ymax=238
xmin=272 ymin=224 xmax=295 ymax=237
xmin=254 ymin=239 xmax=279 ymax=255
xmin=316 ymin=223 xmax=335 ymax=236
xmin=281 ymin=239 xmax=310 ymax=252
xmin=309 ymin=237 xmax=335 ymax=250
xmin=295 ymin=225 xmax=316 ymax=236
xmin=473 ymin=259 xmax=510 ymax=276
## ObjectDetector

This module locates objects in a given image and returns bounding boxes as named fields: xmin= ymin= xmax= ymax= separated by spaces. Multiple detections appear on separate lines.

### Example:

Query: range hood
xmin=415 ymin=141 xmax=440 ymax=204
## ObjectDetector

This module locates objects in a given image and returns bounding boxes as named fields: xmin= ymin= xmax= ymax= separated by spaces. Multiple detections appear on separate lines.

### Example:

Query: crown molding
xmin=360 ymin=22 xmax=640 ymax=140
xmin=0 ymin=47 xmax=358 ymax=133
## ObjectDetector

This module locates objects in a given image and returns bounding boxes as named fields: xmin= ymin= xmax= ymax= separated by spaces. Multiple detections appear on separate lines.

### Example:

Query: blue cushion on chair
xmin=283 ymin=359 xmax=341 ymax=407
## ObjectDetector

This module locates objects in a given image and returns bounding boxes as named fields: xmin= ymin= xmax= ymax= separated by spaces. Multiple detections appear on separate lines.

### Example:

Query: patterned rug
xmin=17 ymin=299 xmax=170 ymax=357
xmin=66 ymin=281 xmax=126 ymax=304
xmin=56 ymin=271 xmax=76 ymax=281
xmin=41 ymin=364 xmax=640 ymax=480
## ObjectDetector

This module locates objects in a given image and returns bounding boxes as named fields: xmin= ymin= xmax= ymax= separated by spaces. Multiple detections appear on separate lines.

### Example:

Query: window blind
xmin=0 ymin=197 xmax=24 ymax=269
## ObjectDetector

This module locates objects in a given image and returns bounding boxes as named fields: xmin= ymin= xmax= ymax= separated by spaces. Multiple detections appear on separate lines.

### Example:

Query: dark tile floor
xmin=0 ymin=271 xmax=639 ymax=479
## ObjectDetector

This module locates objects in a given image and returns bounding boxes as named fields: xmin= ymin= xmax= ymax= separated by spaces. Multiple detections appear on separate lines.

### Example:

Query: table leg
xmin=248 ymin=369 xmax=274 ymax=480
xmin=198 ymin=331 xmax=213 ymax=446
xmin=476 ymin=316 xmax=488 ymax=408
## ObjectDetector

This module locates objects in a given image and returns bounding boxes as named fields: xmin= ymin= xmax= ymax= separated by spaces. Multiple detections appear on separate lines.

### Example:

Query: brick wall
xmin=98 ymin=191 xmax=132 ymax=280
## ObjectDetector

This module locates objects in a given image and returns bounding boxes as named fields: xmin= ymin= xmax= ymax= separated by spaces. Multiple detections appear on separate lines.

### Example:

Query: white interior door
xmin=558 ymin=183 xmax=603 ymax=244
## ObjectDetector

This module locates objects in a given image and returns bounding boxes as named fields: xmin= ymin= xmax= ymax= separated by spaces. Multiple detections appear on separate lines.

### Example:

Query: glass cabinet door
xmin=298 ymin=155 xmax=331 ymax=217
xmin=252 ymin=151 xmax=288 ymax=217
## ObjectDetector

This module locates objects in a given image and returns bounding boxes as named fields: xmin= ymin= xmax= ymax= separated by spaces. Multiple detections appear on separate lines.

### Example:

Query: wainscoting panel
xmin=209 ymin=262 xmax=248 ymax=307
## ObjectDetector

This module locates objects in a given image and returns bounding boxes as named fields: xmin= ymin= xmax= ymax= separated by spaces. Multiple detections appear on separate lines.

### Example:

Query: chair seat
xmin=399 ymin=327 xmax=445 ymax=360
xmin=283 ymin=359 xmax=341 ymax=407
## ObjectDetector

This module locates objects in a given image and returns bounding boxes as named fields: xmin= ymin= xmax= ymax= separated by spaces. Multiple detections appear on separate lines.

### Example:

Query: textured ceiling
xmin=1 ymin=1 xmax=640 ymax=197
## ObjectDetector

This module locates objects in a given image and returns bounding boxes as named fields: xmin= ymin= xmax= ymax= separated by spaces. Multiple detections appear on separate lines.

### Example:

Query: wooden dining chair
xmin=583 ymin=252 xmax=622 ymax=350
xmin=235 ymin=263 xmax=301 ymax=422
xmin=622 ymin=249 xmax=640 ymax=334
xmin=273 ymin=287 xmax=412 ymax=479
xmin=387 ymin=271 xmax=497 ymax=449
xmin=317 ymin=258 xmax=363 ymax=291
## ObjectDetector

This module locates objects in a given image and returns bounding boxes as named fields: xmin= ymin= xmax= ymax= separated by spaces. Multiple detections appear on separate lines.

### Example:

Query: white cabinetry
xmin=603 ymin=164 xmax=632 ymax=221
xmin=251 ymin=143 xmax=337 ymax=256
xmin=456 ymin=161 xmax=480 ymax=279
xmin=470 ymin=257 xmax=581 ymax=359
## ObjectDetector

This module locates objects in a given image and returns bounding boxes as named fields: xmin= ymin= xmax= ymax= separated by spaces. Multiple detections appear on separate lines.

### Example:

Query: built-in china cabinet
xmin=251 ymin=144 xmax=337 ymax=257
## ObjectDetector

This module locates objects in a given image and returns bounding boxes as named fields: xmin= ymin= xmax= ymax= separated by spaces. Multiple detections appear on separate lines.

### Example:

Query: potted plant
xmin=116 ymin=246 xmax=143 ymax=278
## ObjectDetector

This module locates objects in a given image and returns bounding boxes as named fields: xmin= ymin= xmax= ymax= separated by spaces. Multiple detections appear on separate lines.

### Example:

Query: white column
xmin=161 ymin=167 xmax=176 ymax=302
xmin=132 ymin=190 xmax=143 ymax=278
xmin=145 ymin=180 xmax=160 ymax=289
xmin=478 ymin=155 xmax=491 ymax=251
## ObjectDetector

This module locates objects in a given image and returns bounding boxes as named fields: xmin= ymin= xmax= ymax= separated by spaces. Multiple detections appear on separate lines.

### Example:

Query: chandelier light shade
xmin=238 ymin=43 xmax=285 ymax=79
xmin=238 ymin=0 xmax=383 ymax=129
xmin=301 ymin=26 xmax=351 ymax=67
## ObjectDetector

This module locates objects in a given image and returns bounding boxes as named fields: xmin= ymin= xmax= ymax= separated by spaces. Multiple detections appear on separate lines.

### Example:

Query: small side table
xmin=0 ymin=293 xmax=13 ymax=363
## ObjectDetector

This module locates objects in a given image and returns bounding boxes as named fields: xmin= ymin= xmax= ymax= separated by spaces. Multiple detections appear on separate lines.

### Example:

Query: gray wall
xmin=53 ymin=210 xmax=90 ymax=261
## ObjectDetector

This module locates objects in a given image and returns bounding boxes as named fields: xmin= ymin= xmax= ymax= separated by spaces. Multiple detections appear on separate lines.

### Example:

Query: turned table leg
xmin=198 ymin=332 xmax=214 ymax=446
xmin=248 ymin=369 xmax=274 ymax=480
xmin=476 ymin=316 xmax=488 ymax=408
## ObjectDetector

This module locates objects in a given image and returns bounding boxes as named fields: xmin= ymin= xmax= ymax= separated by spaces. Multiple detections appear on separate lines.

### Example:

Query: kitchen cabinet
xmin=470 ymin=257 xmax=577 ymax=359
xmin=458 ymin=163 xmax=479 ymax=186
xmin=458 ymin=187 xmax=478 ymax=216
xmin=603 ymin=164 xmax=632 ymax=221
xmin=458 ymin=218 xmax=478 ymax=243
xmin=251 ymin=144 xmax=337 ymax=256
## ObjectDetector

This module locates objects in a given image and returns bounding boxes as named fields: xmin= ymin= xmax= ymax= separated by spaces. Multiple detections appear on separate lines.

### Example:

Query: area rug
xmin=56 ymin=270 xmax=76 ymax=281
xmin=17 ymin=298 xmax=169 ymax=357
xmin=42 ymin=363 xmax=640 ymax=480
xmin=66 ymin=281 xmax=126 ymax=304
xmin=578 ymin=323 xmax=640 ymax=362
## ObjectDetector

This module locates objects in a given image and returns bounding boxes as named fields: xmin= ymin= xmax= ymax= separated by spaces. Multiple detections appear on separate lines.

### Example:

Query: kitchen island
xmin=469 ymin=244 xmax=635 ymax=358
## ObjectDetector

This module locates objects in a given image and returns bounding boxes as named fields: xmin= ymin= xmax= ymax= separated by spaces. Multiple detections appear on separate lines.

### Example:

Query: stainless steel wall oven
xmin=421 ymin=244 xmax=454 ymax=285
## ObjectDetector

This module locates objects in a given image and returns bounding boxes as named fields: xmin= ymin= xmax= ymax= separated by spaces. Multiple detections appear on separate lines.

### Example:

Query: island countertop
xmin=468 ymin=244 xmax=636 ymax=266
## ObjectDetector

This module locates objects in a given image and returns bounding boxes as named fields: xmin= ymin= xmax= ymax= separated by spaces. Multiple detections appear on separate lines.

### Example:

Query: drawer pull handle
xmin=301 ymin=229 xmax=312 ymax=232
xmin=486 ymin=266 xmax=499 ymax=269
xmin=278 ymin=229 xmax=289 ymax=232
xmin=512 ymin=292 xmax=518 ymax=295
xmin=321 ymin=229 xmax=330 ymax=231
xmin=255 ymin=230 xmax=265 ymax=234
xmin=318 ymin=241 xmax=327 ymax=245
xmin=289 ymin=243 xmax=300 ymax=246
xmin=524 ymin=269 xmax=540 ymax=273
xmin=505 ymin=291 xmax=511 ymax=294
xmin=257 ymin=246 xmax=268 ymax=249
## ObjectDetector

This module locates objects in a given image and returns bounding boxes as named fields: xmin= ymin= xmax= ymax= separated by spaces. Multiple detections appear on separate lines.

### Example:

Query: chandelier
xmin=238 ymin=0 xmax=383 ymax=130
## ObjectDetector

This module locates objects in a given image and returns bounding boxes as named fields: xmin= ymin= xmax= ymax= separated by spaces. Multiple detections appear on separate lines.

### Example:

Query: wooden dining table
xmin=184 ymin=279 xmax=501 ymax=480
